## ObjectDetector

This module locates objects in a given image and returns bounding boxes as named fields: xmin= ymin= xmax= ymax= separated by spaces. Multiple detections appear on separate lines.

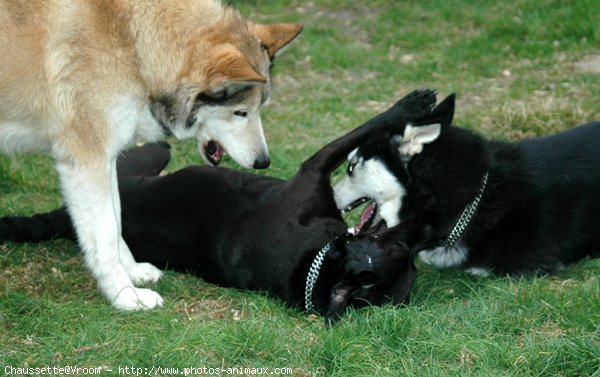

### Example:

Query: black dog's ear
xmin=381 ymin=246 xmax=417 ymax=305
xmin=325 ymin=282 xmax=357 ymax=324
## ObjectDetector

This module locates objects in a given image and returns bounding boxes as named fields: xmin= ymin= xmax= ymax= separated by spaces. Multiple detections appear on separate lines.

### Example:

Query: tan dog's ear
xmin=206 ymin=44 xmax=267 ymax=90
xmin=248 ymin=22 xmax=303 ymax=58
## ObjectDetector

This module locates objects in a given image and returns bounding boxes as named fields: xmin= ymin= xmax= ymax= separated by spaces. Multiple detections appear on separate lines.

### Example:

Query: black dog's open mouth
xmin=204 ymin=140 xmax=225 ymax=166
xmin=343 ymin=198 xmax=379 ymax=234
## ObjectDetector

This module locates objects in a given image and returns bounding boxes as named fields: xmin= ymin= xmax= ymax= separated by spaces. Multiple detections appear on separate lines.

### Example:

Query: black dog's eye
xmin=347 ymin=163 xmax=355 ymax=175
xmin=234 ymin=110 xmax=248 ymax=118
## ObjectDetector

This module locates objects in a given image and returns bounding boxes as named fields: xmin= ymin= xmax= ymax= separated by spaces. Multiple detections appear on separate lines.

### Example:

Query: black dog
xmin=1 ymin=89 xmax=436 ymax=320
xmin=334 ymin=93 xmax=600 ymax=276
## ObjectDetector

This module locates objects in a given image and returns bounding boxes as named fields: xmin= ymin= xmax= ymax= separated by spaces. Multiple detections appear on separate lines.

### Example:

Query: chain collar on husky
xmin=440 ymin=172 xmax=489 ymax=248
xmin=304 ymin=241 xmax=332 ymax=314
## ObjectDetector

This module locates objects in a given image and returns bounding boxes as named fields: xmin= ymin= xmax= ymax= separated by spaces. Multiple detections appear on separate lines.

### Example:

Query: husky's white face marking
xmin=334 ymin=150 xmax=405 ymax=227
xmin=334 ymin=121 xmax=443 ymax=229
xmin=419 ymin=244 xmax=469 ymax=268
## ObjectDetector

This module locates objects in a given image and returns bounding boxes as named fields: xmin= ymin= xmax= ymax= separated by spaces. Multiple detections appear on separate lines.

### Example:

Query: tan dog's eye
xmin=234 ymin=110 xmax=248 ymax=117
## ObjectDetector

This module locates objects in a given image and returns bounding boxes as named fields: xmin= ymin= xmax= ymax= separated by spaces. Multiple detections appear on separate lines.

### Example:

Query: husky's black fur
xmin=344 ymin=94 xmax=600 ymax=276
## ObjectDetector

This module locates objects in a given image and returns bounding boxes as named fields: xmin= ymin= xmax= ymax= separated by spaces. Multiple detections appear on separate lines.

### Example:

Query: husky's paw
xmin=112 ymin=287 xmax=164 ymax=311
xmin=127 ymin=262 xmax=163 ymax=285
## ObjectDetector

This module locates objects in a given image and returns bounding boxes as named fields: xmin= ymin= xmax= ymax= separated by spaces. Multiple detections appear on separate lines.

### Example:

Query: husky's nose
xmin=253 ymin=156 xmax=270 ymax=169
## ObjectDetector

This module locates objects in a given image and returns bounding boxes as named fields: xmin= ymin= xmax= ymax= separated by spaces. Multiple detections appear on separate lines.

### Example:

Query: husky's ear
xmin=393 ymin=93 xmax=455 ymax=158
xmin=205 ymin=44 xmax=267 ymax=90
xmin=248 ymin=22 xmax=303 ymax=58
xmin=393 ymin=123 xmax=441 ymax=158
xmin=422 ymin=93 xmax=455 ymax=127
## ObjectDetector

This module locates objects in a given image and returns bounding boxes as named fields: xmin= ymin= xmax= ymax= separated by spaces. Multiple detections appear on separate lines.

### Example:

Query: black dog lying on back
xmin=334 ymin=93 xmax=600 ymax=276
xmin=0 ymin=89 xmax=435 ymax=321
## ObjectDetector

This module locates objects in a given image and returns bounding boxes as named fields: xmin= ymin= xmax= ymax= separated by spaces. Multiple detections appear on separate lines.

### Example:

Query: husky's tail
xmin=300 ymin=88 xmax=437 ymax=175
xmin=0 ymin=208 xmax=74 ymax=243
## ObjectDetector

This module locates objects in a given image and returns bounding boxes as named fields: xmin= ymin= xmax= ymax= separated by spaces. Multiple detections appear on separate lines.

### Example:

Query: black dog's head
xmin=317 ymin=220 xmax=431 ymax=323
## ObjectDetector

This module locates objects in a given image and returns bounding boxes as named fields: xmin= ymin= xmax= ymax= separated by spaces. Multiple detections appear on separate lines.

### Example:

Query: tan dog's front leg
xmin=55 ymin=155 xmax=163 ymax=310
xmin=108 ymin=162 xmax=163 ymax=285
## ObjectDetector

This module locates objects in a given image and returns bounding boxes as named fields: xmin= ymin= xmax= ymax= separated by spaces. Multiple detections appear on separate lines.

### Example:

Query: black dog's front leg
xmin=301 ymin=88 xmax=438 ymax=175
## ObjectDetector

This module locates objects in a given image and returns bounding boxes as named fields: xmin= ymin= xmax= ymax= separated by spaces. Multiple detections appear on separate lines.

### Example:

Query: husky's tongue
xmin=354 ymin=202 xmax=376 ymax=234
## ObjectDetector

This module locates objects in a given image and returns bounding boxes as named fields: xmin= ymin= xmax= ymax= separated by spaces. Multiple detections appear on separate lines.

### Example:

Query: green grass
xmin=2 ymin=1 xmax=600 ymax=375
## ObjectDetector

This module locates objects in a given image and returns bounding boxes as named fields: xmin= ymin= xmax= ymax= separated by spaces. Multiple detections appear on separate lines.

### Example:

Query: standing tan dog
xmin=0 ymin=0 xmax=302 ymax=310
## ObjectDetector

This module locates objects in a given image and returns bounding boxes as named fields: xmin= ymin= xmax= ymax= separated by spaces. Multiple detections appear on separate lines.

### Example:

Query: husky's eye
xmin=234 ymin=110 xmax=248 ymax=118
xmin=347 ymin=163 xmax=355 ymax=175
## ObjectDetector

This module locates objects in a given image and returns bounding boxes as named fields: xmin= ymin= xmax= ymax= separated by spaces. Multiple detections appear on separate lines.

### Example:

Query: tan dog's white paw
xmin=127 ymin=262 xmax=164 ymax=285
xmin=112 ymin=287 xmax=164 ymax=310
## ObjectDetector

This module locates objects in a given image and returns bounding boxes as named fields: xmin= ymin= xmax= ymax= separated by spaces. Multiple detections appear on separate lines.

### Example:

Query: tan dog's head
xmin=150 ymin=6 xmax=302 ymax=169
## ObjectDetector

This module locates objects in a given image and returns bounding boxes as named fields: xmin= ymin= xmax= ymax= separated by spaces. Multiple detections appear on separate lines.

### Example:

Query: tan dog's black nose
xmin=253 ymin=156 xmax=270 ymax=169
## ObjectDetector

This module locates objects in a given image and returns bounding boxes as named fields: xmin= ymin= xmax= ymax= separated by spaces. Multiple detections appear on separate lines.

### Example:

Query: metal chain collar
xmin=440 ymin=172 xmax=489 ymax=248
xmin=304 ymin=241 xmax=332 ymax=314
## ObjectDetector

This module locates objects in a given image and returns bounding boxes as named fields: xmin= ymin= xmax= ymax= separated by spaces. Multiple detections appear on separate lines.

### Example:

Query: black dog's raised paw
xmin=393 ymin=88 xmax=438 ymax=120
xmin=374 ymin=88 xmax=438 ymax=133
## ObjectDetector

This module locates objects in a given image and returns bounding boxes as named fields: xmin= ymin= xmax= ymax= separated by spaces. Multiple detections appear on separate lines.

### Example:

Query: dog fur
xmin=0 ymin=0 xmax=302 ymax=310
xmin=0 ymin=89 xmax=437 ymax=321
xmin=334 ymin=93 xmax=600 ymax=276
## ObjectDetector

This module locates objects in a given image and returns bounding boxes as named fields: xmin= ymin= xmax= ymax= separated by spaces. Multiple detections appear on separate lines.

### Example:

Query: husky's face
xmin=150 ymin=20 xmax=303 ymax=169
xmin=333 ymin=139 xmax=408 ymax=228
xmin=334 ymin=94 xmax=455 ymax=228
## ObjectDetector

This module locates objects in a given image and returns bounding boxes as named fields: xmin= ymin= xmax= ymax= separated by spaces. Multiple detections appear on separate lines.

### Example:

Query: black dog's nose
xmin=253 ymin=156 xmax=270 ymax=169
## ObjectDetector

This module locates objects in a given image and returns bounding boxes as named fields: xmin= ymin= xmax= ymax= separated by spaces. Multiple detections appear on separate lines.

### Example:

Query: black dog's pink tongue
xmin=354 ymin=202 xmax=375 ymax=234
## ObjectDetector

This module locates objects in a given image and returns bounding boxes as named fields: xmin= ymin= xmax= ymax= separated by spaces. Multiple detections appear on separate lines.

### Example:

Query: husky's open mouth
xmin=343 ymin=198 xmax=380 ymax=234
xmin=204 ymin=140 xmax=225 ymax=166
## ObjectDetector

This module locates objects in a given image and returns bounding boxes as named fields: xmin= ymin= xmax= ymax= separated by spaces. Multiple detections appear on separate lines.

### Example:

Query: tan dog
xmin=0 ymin=0 xmax=302 ymax=310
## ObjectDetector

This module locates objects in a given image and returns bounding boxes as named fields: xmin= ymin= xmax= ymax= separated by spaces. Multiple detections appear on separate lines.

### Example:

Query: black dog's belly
xmin=204 ymin=208 xmax=346 ymax=301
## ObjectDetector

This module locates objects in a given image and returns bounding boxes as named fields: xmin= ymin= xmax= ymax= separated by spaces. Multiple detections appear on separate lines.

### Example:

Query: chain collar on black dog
xmin=304 ymin=241 xmax=332 ymax=314
xmin=440 ymin=172 xmax=489 ymax=248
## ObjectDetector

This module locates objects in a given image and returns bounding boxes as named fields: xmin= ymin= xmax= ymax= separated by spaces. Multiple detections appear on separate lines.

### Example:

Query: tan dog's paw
xmin=127 ymin=262 xmax=164 ymax=285
xmin=112 ymin=287 xmax=164 ymax=311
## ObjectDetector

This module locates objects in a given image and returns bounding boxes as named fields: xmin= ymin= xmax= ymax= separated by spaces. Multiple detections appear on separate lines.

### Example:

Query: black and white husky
xmin=334 ymin=93 xmax=600 ymax=276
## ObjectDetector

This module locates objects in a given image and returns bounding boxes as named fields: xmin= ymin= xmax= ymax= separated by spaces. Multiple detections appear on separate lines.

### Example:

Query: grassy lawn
xmin=2 ymin=0 xmax=599 ymax=376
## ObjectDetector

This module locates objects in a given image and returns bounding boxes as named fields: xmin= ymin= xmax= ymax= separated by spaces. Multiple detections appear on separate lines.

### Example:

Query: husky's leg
xmin=56 ymin=156 xmax=164 ymax=310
